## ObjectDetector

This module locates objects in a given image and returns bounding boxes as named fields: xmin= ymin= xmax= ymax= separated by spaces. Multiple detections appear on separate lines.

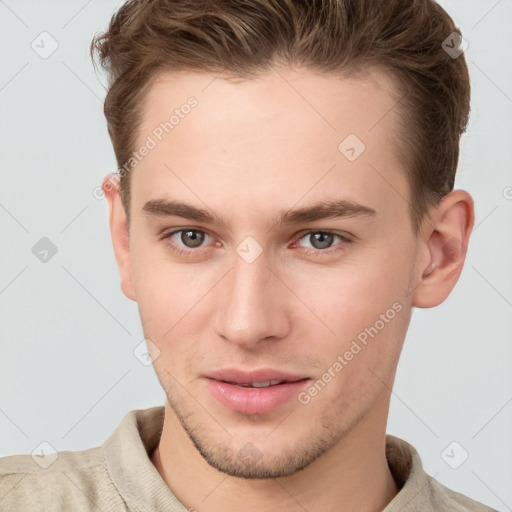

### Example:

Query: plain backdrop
xmin=0 ymin=1 xmax=511 ymax=510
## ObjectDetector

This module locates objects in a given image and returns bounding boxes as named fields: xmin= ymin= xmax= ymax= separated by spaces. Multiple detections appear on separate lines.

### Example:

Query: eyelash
xmin=159 ymin=228 xmax=351 ymax=257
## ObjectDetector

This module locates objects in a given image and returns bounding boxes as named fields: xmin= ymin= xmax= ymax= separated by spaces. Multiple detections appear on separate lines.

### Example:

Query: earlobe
xmin=102 ymin=174 xmax=137 ymax=302
xmin=411 ymin=190 xmax=474 ymax=308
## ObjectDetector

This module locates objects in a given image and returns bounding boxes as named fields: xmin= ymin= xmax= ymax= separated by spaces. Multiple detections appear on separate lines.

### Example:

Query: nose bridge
xmin=214 ymin=248 xmax=290 ymax=347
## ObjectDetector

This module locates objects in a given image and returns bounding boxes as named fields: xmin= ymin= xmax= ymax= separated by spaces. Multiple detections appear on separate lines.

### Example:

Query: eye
xmin=295 ymin=230 xmax=349 ymax=253
xmin=160 ymin=228 xmax=351 ymax=257
xmin=161 ymin=228 xmax=213 ymax=254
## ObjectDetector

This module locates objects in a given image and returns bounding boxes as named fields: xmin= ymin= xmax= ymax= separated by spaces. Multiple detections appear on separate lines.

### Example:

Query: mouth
xmin=220 ymin=379 xmax=303 ymax=388
xmin=204 ymin=371 xmax=311 ymax=415
xmin=205 ymin=368 xmax=309 ymax=386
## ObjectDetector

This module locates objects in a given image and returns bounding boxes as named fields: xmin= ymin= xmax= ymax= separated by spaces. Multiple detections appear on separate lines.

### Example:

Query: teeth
xmin=238 ymin=380 xmax=284 ymax=388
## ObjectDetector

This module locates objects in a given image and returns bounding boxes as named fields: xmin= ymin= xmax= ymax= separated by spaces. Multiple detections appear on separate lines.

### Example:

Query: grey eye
xmin=179 ymin=230 xmax=206 ymax=248
xmin=298 ymin=232 xmax=339 ymax=250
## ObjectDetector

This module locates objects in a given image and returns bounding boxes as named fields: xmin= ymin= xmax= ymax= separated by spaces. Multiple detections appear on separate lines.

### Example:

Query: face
xmin=114 ymin=67 xmax=423 ymax=478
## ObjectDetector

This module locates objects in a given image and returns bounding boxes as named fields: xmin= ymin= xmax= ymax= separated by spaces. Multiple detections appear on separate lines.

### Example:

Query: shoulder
xmin=427 ymin=477 xmax=499 ymax=512
xmin=0 ymin=446 xmax=127 ymax=511
xmin=0 ymin=406 xmax=164 ymax=512
xmin=385 ymin=434 xmax=498 ymax=512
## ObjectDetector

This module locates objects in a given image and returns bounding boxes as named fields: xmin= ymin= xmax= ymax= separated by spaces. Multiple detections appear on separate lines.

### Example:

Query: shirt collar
xmin=103 ymin=406 xmax=436 ymax=512
xmin=103 ymin=406 xmax=187 ymax=511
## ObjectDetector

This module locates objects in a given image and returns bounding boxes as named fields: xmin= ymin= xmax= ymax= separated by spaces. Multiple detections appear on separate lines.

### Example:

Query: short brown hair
xmin=91 ymin=0 xmax=470 ymax=233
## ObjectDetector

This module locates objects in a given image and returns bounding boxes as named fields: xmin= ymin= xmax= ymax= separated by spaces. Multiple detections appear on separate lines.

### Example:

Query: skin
xmin=103 ymin=65 xmax=474 ymax=512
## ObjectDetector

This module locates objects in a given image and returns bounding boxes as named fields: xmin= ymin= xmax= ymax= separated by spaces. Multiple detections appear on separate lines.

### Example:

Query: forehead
xmin=130 ymin=66 xmax=409 ymax=224
xmin=139 ymin=66 xmax=402 ymax=142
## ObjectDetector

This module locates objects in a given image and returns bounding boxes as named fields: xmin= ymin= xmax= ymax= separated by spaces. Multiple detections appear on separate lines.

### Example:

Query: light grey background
xmin=0 ymin=1 xmax=511 ymax=510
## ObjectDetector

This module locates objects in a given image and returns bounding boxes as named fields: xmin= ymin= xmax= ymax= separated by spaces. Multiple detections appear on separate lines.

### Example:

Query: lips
xmin=204 ymin=368 xmax=311 ymax=414
xmin=205 ymin=368 xmax=308 ymax=386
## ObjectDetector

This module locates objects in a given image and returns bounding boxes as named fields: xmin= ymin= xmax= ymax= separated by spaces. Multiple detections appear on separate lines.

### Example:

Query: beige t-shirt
xmin=0 ymin=406 xmax=497 ymax=511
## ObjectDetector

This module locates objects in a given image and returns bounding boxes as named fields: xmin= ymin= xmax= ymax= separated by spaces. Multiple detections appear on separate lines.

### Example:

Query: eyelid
xmin=160 ymin=226 xmax=352 ymax=256
xmin=292 ymin=230 xmax=352 ymax=253
xmin=160 ymin=227 xmax=352 ymax=241
xmin=294 ymin=228 xmax=353 ymax=242
xmin=160 ymin=227 xmax=214 ymax=247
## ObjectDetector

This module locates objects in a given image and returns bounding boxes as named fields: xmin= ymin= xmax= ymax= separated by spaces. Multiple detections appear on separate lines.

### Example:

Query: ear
xmin=411 ymin=189 xmax=474 ymax=308
xmin=102 ymin=174 xmax=137 ymax=302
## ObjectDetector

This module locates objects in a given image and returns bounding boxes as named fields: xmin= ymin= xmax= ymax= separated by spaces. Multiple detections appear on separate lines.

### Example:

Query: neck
xmin=151 ymin=395 xmax=399 ymax=512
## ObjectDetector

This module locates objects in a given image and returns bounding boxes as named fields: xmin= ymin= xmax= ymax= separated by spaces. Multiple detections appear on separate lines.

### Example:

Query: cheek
xmin=289 ymin=245 xmax=414 ymax=394
xmin=130 ymin=244 xmax=189 ymax=334
xmin=295 ymin=248 xmax=412 ymax=338
xmin=131 ymin=226 xmax=414 ymax=359
xmin=298 ymin=266 xmax=411 ymax=410
xmin=130 ymin=245 xmax=223 ymax=364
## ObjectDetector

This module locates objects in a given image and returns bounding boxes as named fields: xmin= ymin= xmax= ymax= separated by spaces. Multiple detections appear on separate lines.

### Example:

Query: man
xmin=0 ymin=0 xmax=498 ymax=510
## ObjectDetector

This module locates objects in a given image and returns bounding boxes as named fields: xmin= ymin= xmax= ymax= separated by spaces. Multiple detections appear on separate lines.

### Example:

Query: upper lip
xmin=205 ymin=368 xmax=310 ymax=385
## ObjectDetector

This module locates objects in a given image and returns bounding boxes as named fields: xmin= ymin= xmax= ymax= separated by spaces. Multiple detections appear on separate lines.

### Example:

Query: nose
xmin=213 ymin=250 xmax=292 ymax=349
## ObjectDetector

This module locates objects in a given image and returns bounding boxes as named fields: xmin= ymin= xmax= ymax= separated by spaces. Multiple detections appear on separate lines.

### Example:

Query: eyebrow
xmin=142 ymin=198 xmax=377 ymax=229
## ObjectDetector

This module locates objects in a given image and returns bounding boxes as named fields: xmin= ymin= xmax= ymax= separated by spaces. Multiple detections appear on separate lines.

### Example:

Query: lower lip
xmin=205 ymin=378 xmax=311 ymax=415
